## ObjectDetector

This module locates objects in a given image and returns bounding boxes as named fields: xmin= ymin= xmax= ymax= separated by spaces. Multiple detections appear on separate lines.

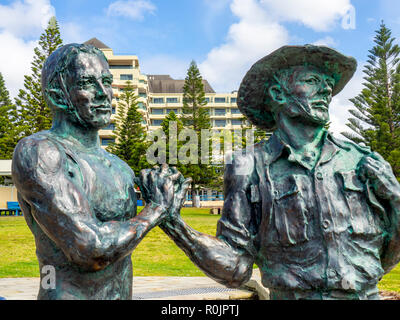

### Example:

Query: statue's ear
xmin=45 ymin=87 xmax=68 ymax=111
xmin=269 ymin=85 xmax=286 ymax=105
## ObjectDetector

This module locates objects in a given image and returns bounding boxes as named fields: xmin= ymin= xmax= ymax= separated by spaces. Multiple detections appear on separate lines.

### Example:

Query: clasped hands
xmin=135 ymin=164 xmax=192 ymax=223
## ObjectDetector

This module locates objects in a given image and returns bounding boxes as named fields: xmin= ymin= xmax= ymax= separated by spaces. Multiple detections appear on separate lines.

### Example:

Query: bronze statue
xmin=158 ymin=45 xmax=400 ymax=300
xmin=11 ymin=43 xmax=179 ymax=300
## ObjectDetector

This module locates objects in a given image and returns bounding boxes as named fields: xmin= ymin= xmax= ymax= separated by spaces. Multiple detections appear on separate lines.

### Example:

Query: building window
xmin=205 ymin=97 xmax=212 ymax=103
xmin=112 ymin=107 xmax=116 ymax=114
xmin=139 ymin=79 xmax=146 ymax=84
xmin=231 ymin=119 xmax=242 ymax=126
xmin=214 ymin=108 xmax=226 ymax=116
xmin=215 ymin=97 xmax=226 ymax=103
xmin=151 ymin=119 xmax=163 ymax=126
xmin=166 ymin=109 xmax=178 ymax=114
xmin=138 ymin=102 xmax=146 ymax=110
xmin=153 ymin=97 xmax=164 ymax=104
xmin=151 ymin=108 xmax=164 ymax=115
xmin=109 ymin=65 xmax=133 ymax=69
xmin=166 ymin=97 xmax=178 ymax=103
xmin=120 ymin=74 xmax=133 ymax=81
xmin=139 ymin=93 xmax=147 ymax=98
xmin=215 ymin=120 xmax=226 ymax=127
xmin=101 ymin=138 xmax=115 ymax=146
xmin=231 ymin=97 xmax=237 ymax=103
xmin=231 ymin=108 xmax=241 ymax=114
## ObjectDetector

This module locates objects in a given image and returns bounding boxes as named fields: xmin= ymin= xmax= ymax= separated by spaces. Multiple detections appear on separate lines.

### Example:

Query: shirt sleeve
xmin=216 ymin=150 xmax=258 ymax=257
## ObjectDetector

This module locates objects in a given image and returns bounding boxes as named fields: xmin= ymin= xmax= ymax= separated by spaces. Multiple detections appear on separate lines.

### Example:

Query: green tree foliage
xmin=106 ymin=81 xmax=150 ymax=176
xmin=0 ymin=73 xmax=17 ymax=159
xmin=15 ymin=16 xmax=63 ymax=138
xmin=342 ymin=22 xmax=400 ymax=179
xmin=161 ymin=110 xmax=184 ymax=166
xmin=236 ymin=114 xmax=268 ymax=149
xmin=180 ymin=61 xmax=220 ymax=205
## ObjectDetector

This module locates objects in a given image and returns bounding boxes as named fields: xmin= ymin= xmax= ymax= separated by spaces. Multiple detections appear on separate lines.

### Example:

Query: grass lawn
xmin=0 ymin=208 xmax=221 ymax=278
xmin=1 ymin=208 xmax=400 ymax=293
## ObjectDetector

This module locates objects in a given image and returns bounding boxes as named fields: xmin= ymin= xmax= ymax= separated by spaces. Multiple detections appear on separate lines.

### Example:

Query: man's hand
xmin=166 ymin=167 xmax=192 ymax=222
xmin=357 ymin=152 xmax=400 ymax=202
xmin=135 ymin=164 xmax=181 ymax=210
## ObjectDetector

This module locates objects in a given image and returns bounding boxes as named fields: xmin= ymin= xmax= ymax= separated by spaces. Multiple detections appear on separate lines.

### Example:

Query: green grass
xmin=1 ymin=208 xmax=400 ymax=293
xmin=0 ymin=208 xmax=221 ymax=278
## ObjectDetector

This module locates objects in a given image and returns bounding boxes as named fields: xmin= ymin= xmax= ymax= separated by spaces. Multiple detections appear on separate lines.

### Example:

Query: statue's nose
xmin=319 ymin=79 xmax=333 ymax=95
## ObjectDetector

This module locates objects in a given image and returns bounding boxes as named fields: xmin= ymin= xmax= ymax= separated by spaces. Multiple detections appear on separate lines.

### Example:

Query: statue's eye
xmin=103 ymin=78 xmax=113 ymax=87
xmin=77 ymin=79 xmax=95 ymax=88
xmin=305 ymin=77 xmax=319 ymax=84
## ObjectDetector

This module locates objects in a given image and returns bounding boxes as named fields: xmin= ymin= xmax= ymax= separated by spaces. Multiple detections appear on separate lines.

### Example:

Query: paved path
xmin=0 ymin=270 xmax=265 ymax=300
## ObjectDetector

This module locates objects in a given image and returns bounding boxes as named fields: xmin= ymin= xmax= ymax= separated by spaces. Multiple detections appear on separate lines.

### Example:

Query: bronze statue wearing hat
xmin=158 ymin=45 xmax=400 ymax=300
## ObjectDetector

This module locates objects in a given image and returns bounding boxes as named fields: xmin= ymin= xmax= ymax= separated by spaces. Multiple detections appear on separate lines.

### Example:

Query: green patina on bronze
xmin=11 ymin=43 xmax=183 ymax=300
xmin=157 ymin=44 xmax=400 ymax=300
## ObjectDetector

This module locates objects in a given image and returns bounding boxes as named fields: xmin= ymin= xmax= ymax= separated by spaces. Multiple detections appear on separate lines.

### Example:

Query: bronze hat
xmin=237 ymin=44 xmax=357 ymax=130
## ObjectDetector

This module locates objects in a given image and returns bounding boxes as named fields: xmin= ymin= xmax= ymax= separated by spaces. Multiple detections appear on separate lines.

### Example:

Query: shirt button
xmin=322 ymin=219 xmax=330 ymax=229
xmin=316 ymin=172 xmax=323 ymax=180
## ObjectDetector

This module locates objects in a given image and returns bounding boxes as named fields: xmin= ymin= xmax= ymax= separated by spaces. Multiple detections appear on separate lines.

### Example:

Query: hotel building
xmin=83 ymin=38 xmax=249 ymax=149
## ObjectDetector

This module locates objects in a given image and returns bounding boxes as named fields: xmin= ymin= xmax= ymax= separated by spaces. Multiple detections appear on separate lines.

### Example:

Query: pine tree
xmin=15 ymin=16 xmax=63 ymax=138
xmin=342 ymin=22 xmax=400 ymax=179
xmin=106 ymin=81 xmax=150 ymax=175
xmin=180 ymin=61 xmax=219 ymax=206
xmin=0 ymin=73 xmax=17 ymax=159
xmin=161 ymin=110 xmax=184 ymax=166
xmin=236 ymin=114 xmax=268 ymax=149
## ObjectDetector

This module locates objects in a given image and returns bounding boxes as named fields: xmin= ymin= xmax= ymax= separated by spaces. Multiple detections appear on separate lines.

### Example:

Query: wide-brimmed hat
xmin=237 ymin=44 xmax=357 ymax=130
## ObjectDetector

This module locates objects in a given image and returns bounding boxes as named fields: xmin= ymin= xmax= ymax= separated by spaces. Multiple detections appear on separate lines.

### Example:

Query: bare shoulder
xmin=12 ymin=132 xmax=63 ymax=178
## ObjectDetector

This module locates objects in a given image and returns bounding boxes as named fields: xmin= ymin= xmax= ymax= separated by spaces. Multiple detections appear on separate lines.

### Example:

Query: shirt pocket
xmin=273 ymin=175 xmax=309 ymax=246
xmin=336 ymin=170 xmax=380 ymax=235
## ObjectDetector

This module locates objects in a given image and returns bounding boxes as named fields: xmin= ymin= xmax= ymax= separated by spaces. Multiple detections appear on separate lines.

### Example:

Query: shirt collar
xmin=264 ymin=129 xmax=341 ymax=169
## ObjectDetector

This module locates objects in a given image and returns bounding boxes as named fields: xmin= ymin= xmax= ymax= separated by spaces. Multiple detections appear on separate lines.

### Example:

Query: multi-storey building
xmin=84 ymin=38 xmax=151 ymax=148
xmin=83 ymin=38 xmax=248 ymax=150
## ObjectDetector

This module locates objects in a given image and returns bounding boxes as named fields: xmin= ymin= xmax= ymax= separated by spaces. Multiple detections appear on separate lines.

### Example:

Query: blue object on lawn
xmin=7 ymin=201 xmax=21 ymax=216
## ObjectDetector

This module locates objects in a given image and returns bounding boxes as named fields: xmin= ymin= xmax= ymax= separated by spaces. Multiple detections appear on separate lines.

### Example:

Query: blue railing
xmin=186 ymin=194 xmax=224 ymax=201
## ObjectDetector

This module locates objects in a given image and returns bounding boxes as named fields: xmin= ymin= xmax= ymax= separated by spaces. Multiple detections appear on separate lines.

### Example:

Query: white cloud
xmin=199 ymin=0 xmax=289 ymax=92
xmin=106 ymin=0 xmax=156 ymax=21
xmin=199 ymin=0 xmax=355 ymax=92
xmin=0 ymin=31 xmax=36 ymax=98
xmin=313 ymin=36 xmax=338 ymax=47
xmin=0 ymin=0 xmax=55 ymax=99
xmin=329 ymin=62 xmax=364 ymax=139
xmin=0 ymin=0 xmax=55 ymax=38
xmin=260 ymin=0 xmax=355 ymax=32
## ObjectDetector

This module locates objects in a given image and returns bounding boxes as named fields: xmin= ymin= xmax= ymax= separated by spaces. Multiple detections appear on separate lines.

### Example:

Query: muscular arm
xmin=12 ymin=136 xmax=166 ymax=272
xmin=159 ymin=154 xmax=256 ymax=288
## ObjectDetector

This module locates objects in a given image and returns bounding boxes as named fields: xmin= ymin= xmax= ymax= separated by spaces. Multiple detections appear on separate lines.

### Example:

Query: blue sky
xmin=2 ymin=0 xmax=400 ymax=135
